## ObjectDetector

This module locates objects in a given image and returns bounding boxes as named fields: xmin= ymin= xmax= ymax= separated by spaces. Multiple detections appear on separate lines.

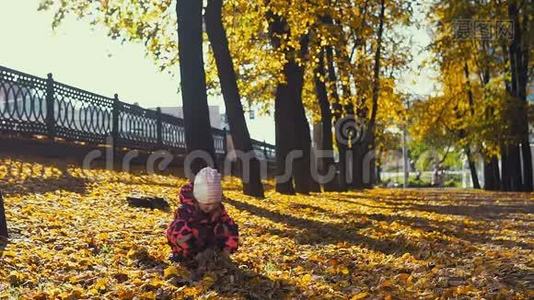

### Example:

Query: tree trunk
xmin=352 ymin=94 xmax=368 ymax=189
xmin=508 ymin=1 xmax=532 ymax=191
xmin=501 ymin=143 xmax=511 ymax=191
xmin=268 ymin=13 xmax=313 ymax=194
xmin=176 ymin=0 xmax=216 ymax=176
xmin=465 ymin=147 xmax=481 ymax=189
xmin=483 ymin=155 xmax=501 ymax=190
xmin=520 ymin=136 xmax=532 ymax=191
xmin=479 ymin=58 xmax=502 ymax=191
xmin=506 ymin=143 xmax=523 ymax=191
xmin=267 ymin=12 xmax=294 ymax=194
xmin=352 ymin=143 xmax=365 ymax=188
xmin=291 ymin=35 xmax=314 ymax=194
xmin=0 ymin=191 xmax=7 ymax=239
xmin=498 ymin=37 xmax=514 ymax=192
xmin=314 ymin=48 xmax=337 ymax=191
xmin=274 ymin=66 xmax=296 ymax=195
xmin=365 ymin=135 xmax=376 ymax=187
xmin=501 ymin=141 xmax=522 ymax=191
xmin=462 ymin=63 xmax=481 ymax=189
xmin=204 ymin=0 xmax=264 ymax=198
xmin=325 ymin=45 xmax=346 ymax=191
xmin=483 ymin=158 xmax=495 ymax=190
xmin=366 ymin=0 xmax=386 ymax=187
xmin=491 ymin=156 xmax=502 ymax=190
xmin=274 ymin=55 xmax=312 ymax=194
xmin=338 ymin=139 xmax=349 ymax=190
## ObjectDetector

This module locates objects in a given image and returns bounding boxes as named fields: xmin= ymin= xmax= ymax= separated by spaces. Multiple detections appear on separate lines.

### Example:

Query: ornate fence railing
xmin=0 ymin=65 xmax=276 ymax=161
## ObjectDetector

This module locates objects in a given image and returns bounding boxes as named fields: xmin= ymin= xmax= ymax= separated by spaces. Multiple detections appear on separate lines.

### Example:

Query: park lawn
xmin=0 ymin=157 xmax=533 ymax=299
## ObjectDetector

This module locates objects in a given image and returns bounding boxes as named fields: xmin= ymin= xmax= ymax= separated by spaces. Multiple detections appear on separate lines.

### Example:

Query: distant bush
xmin=408 ymin=178 xmax=432 ymax=188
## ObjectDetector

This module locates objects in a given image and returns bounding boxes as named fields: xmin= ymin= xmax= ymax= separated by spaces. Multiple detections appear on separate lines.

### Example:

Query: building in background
xmin=158 ymin=106 xmax=225 ymax=130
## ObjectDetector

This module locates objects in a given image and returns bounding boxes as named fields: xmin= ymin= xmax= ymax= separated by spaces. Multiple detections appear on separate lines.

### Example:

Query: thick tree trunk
xmin=352 ymin=143 xmax=365 ymax=188
xmin=0 ymin=191 xmax=7 ymax=239
xmin=275 ymin=57 xmax=312 ymax=195
xmin=291 ymin=36 xmax=314 ymax=195
xmin=176 ymin=0 xmax=216 ymax=175
xmin=268 ymin=13 xmax=295 ymax=194
xmin=314 ymin=48 xmax=337 ymax=191
xmin=506 ymin=143 xmax=523 ymax=191
xmin=497 ymin=33 xmax=518 ymax=191
xmin=274 ymin=68 xmax=296 ymax=195
xmin=204 ymin=0 xmax=264 ymax=198
xmin=501 ymin=141 xmax=522 ymax=191
xmin=508 ymin=1 xmax=532 ymax=191
xmin=483 ymin=158 xmax=495 ymax=190
xmin=483 ymin=155 xmax=501 ymax=190
xmin=268 ymin=14 xmax=313 ymax=194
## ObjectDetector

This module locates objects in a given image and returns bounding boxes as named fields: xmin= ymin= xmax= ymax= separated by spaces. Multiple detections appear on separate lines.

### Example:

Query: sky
xmin=396 ymin=1 xmax=437 ymax=98
xmin=0 ymin=1 xmax=435 ymax=144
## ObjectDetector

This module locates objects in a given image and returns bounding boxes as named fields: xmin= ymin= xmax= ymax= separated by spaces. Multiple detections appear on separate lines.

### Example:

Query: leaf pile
xmin=0 ymin=157 xmax=532 ymax=299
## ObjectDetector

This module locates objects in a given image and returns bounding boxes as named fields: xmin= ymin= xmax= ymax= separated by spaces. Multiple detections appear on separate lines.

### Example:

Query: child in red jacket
xmin=166 ymin=167 xmax=239 ymax=262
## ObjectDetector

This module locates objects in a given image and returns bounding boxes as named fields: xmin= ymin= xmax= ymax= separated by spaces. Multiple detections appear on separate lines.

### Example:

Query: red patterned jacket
xmin=166 ymin=182 xmax=239 ymax=259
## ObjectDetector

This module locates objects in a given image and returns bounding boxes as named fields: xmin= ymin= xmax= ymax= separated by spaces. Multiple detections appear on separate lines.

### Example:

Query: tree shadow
xmin=287 ymin=202 xmax=333 ymax=215
xmin=339 ymin=190 xmax=534 ymax=221
xmin=397 ymin=202 xmax=533 ymax=219
xmin=332 ymin=197 xmax=389 ymax=210
xmin=341 ymin=211 xmax=533 ymax=251
xmin=224 ymin=197 xmax=423 ymax=257
xmin=327 ymin=193 xmax=533 ymax=250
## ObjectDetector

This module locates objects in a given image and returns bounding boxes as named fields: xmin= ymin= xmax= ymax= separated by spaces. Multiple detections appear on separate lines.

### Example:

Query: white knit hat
xmin=193 ymin=167 xmax=222 ymax=204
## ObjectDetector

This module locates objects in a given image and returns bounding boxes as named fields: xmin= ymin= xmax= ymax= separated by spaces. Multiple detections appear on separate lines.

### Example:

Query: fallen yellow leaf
xmin=351 ymin=291 xmax=368 ymax=300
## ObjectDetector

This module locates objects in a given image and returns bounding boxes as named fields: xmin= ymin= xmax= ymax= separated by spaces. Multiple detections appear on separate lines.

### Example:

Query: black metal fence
xmin=0 ymin=65 xmax=275 ymax=160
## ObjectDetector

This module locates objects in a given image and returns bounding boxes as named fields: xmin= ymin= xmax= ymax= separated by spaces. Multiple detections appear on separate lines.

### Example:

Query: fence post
xmin=0 ymin=190 xmax=8 ymax=240
xmin=156 ymin=107 xmax=163 ymax=147
xmin=111 ymin=94 xmax=120 ymax=170
xmin=45 ymin=73 xmax=55 ymax=139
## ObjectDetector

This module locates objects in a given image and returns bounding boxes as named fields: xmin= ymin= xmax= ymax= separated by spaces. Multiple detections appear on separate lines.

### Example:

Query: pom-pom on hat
xmin=193 ymin=167 xmax=222 ymax=204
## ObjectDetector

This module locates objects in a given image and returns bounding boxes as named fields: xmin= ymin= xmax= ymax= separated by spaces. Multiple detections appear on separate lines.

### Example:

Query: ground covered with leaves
xmin=0 ymin=157 xmax=533 ymax=299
